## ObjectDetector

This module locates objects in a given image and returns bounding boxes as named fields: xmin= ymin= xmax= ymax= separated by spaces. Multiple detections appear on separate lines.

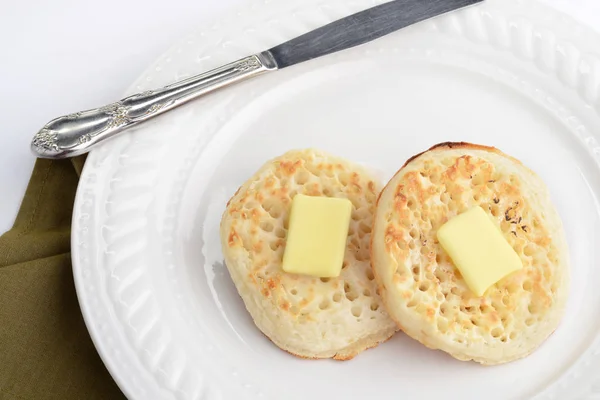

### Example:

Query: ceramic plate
xmin=72 ymin=0 xmax=600 ymax=398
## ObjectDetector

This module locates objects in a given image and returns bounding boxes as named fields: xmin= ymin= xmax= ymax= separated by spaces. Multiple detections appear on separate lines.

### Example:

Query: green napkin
xmin=0 ymin=158 xmax=125 ymax=400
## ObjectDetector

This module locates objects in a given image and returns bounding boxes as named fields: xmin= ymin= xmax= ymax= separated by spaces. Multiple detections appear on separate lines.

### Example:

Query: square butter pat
xmin=436 ymin=206 xmax=523 ymax=297
xmin=282 ymin=194 xmax=352 ymax=278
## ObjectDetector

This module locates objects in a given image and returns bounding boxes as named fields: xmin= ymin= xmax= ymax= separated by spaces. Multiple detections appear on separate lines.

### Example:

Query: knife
xmin=30 ymin=0 xmax=483 ymax=159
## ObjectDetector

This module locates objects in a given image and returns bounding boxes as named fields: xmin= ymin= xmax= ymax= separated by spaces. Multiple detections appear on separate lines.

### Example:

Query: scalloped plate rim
xmin=72 ymin=0 xmax=600 ymax=399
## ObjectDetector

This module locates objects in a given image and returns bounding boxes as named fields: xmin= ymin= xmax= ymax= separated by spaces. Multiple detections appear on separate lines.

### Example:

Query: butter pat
xmin=436 ymin=206 xmax=523 ymax=297
xmin=282 ymin=194 xmax=352 ymax=278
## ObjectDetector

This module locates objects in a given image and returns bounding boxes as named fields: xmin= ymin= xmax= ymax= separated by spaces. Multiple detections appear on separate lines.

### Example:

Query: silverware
xmin=31 ymin=0 xmax=483 ymax=159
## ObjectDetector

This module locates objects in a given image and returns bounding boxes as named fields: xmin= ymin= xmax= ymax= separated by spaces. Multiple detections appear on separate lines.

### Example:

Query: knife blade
xmin=269 ymin=0 xmax=483 ymax=68
xmin=31 ymin=0 xmax=484 ymax=159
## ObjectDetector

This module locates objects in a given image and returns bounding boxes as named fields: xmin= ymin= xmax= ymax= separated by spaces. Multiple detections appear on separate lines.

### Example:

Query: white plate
xmin=72 ymin=0 xmax=600 ymax=398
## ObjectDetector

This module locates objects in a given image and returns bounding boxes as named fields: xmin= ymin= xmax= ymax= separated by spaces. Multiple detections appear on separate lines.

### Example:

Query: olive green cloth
xmin=0 ymin=158 xmax=125 ymax=400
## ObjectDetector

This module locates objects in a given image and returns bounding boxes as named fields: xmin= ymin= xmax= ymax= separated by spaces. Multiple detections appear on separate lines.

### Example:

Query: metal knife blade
xmin=268 ymin=0 xmax=483 ymax=68
xmin=31 ymin=0 xmax=484 ymax=159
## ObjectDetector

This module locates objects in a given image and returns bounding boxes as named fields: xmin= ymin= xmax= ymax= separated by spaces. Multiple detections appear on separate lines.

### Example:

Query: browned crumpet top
xmin=220 ymin=149 xmax=397 ymax=360
xmin=371 ymin=142 xmax=570 ymax=365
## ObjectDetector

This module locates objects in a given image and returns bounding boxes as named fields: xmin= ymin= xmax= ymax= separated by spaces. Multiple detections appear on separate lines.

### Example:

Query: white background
xmin=0 ymin=0 xmax=599 ymax=234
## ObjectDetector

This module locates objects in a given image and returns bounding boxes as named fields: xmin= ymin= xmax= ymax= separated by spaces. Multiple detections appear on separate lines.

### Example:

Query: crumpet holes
xmin=355 ymin=251 xmax=368 ymax=262
xmin=260 ymin=221 xmax=274 ymax=232
xmin=344 ymin=283 xmax=358 ymax=301
xmin=261 ymin=198 xmax=277 ymax=212
xmin=271 ymin=209 xmax=282 ymax=219
xmin=528 ymin=303 xmax=540 ymax=314
xmin=440 ymin=304 xmax=448 ymax=315
xmin=440 ymin=193 xmax=450 ymax=204
xmin=346 ymin=291 xmax=358 ymax=302
xmin=434 ymin=268 xmax=447 ymax=283
xmin=295 ymin=170 xmax=310 ymax=185
xmin=275 ymin=228 xmax=286 ymax=239
xmin=507 ymin=284 xmax=519 ymax=294
xmin=359 ymin=222 xmax=371 ymax=234
xmin=348 ymin=225 xmax=355 ymax=236
xmin=418 ymin=282 xmax=430 ymax=292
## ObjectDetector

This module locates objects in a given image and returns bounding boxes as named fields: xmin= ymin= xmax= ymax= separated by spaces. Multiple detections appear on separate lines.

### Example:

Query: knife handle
xmin=31 ymin=51 xmax=277 ymax=159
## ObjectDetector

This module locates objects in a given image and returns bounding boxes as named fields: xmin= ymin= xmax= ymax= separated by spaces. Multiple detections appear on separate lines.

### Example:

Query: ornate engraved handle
xmin=31 ymin=52 xmax=277 ymax=159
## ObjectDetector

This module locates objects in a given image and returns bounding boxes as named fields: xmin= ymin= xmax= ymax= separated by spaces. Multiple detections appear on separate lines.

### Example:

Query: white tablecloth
xmin=1 ymin=0 xmax=598 ymax=233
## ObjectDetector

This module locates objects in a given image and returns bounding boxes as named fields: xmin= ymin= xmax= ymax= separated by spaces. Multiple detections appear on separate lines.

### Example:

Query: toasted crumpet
xmin=371 ymin=142 xmax=570 ymax=365
xmin=221 ymin=149 xmax=397 ymax=359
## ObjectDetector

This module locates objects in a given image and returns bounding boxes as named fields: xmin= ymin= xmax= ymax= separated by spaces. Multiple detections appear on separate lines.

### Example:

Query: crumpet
xmin=371 ymin=142 xmax=570 ymax=365
xmin=221 ymin=149 xmax=397 ymax=360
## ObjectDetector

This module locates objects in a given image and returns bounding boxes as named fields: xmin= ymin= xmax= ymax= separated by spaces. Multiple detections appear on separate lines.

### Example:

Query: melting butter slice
xmin=282 ymin=194 xmax=352 ymax=278
xmin=436 ymin=206 xmax=523 ymax=297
